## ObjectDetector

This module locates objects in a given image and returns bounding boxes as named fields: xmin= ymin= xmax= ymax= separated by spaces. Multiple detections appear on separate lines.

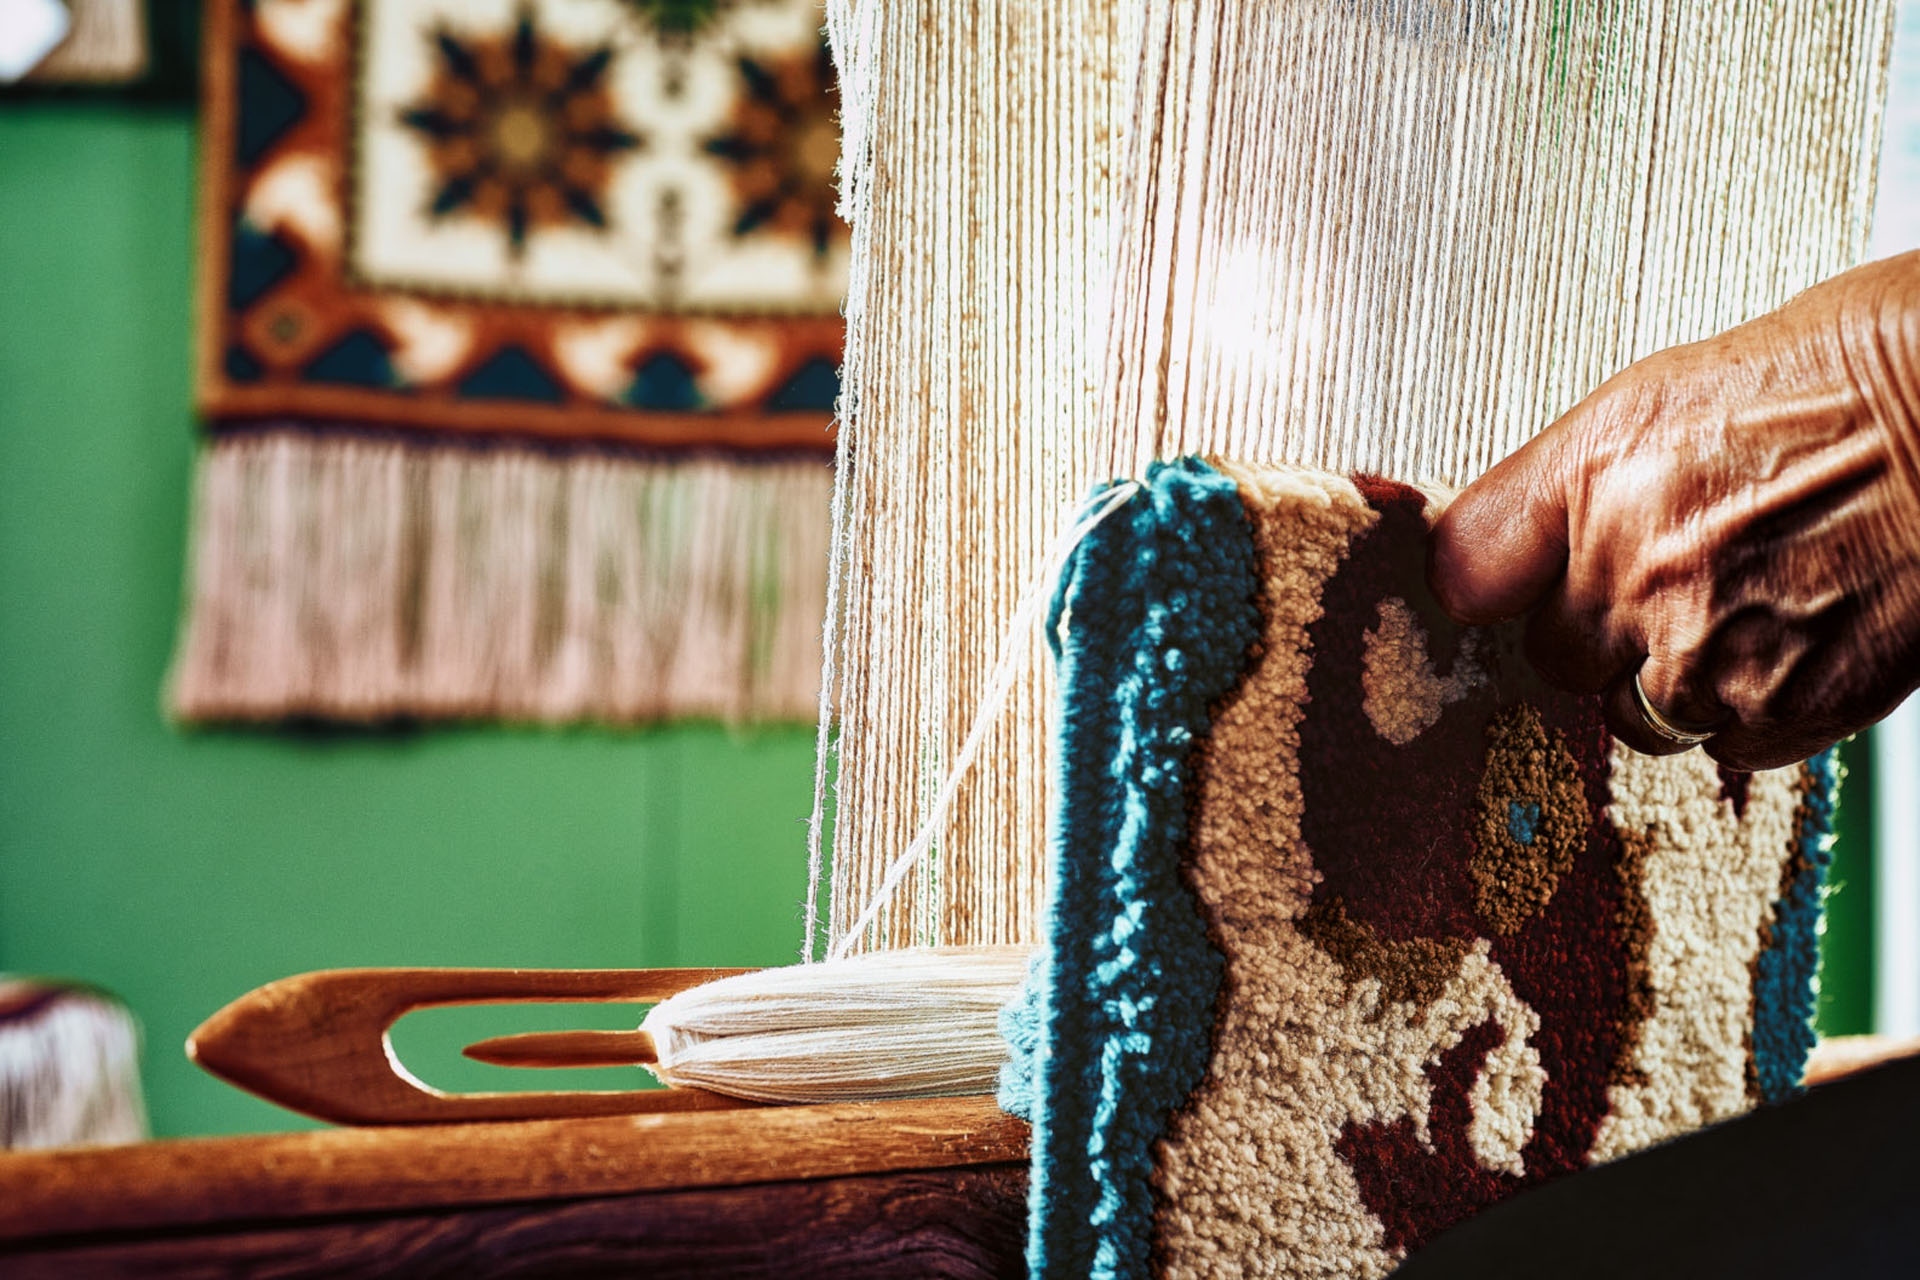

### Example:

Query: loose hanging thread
xmin=170 ymin=431 xmax=832 ymax=725
xmin=651 ymin=481 xmax=1140 ymax=1103
xmin=825 ymin=481 xmax=1143 ymax=961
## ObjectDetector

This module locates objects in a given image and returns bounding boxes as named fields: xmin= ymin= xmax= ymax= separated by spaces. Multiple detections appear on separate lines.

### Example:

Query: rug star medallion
xmin=202 ymin=0 xmax=848 ymax=444
xmin=391 ymin=13 xmax=646 ymax=261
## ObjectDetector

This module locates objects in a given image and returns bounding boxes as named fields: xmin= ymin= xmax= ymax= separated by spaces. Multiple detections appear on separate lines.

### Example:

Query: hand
xmin=1428 ymin=251 xmax=1920 ymax=771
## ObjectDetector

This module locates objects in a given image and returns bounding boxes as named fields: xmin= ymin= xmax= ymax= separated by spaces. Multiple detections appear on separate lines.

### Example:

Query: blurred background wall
xmin=0 ymin=101 xmax=819 ymax=1137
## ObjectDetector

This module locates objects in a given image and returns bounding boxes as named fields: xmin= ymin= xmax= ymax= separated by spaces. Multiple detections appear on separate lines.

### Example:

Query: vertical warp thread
xmin=812 ymin=0 xmax=1895 ymax=956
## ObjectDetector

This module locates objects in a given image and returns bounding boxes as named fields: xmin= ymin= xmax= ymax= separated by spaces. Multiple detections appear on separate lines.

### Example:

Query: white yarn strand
xmin=829 ymin=482 xmax=1141 ymax=960
xmin=641 ymin=945 xmax=1031 ymax=1103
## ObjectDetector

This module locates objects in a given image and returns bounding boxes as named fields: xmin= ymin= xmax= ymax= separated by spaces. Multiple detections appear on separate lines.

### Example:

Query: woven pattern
xmin=201 ymin=0 xmax=845 ymax=443
xmin=1009 ymin=459 xmax=1836 ymax=1280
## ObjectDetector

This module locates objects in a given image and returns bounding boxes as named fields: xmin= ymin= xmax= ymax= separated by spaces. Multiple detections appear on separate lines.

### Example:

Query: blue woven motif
xmin=1751 ymin=748 xmax=1841 ymax=1104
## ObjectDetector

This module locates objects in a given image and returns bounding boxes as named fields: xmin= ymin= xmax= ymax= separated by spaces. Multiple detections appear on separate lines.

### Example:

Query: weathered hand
xmin=1429 ymin=251 xmax=1920 ymax=770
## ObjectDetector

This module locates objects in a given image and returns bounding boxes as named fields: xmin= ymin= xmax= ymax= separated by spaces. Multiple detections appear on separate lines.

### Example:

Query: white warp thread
xmin=641 ymin=945 xmax=1031 ymax=1102
xmin=813 ymin=0 xmax=1895 ymax=955
xmin=825 ymin=481 xmax=1142 ymax=961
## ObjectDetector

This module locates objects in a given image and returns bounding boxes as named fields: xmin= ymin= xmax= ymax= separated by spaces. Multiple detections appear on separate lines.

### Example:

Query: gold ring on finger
xmin=1631 ymin=667 xmax=1718 ymax=748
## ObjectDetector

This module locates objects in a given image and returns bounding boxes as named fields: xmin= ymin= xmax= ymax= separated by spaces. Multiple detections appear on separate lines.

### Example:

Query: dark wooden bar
xmin=1 ymin=1167 xmax=1030 ymax=1279
xmin=0 ymin=1098 xmax=1031 ymax=1279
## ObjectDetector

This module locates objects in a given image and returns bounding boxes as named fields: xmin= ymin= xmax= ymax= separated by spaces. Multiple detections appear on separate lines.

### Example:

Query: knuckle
xmin=1706 ymin=734 xmax=1799 ymax=773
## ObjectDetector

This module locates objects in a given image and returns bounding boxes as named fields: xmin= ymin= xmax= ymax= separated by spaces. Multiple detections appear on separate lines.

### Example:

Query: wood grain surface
xmin=10 ymin=1037 xmax=1903 ymax=1275
xmin=0 ymin=1096 xmax=1029 ymax=1244
xmin=0 ymin=1166 xmax=1030 ymax=1279
xmin=186 ymin=967 xmax=757 ymax=1125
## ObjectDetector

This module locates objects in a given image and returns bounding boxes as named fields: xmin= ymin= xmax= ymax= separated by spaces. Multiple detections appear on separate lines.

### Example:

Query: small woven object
xmin=0 ymin=978 xmax=147 ymax=1150
xmin=1003 ymin=458 xmax=1836 ymax=1280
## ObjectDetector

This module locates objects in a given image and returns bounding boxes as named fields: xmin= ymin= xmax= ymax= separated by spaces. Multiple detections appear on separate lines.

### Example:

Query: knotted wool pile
xmin=1002 ymin=458 xmax=1836 ymax=1279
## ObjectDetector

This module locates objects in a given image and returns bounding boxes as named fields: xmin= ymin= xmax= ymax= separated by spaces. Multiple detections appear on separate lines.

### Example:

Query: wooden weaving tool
xmin=189 ymin=948 xmax=1034 ymax=1123
xmin=184 ymin=967 xmax=756 ymax=1125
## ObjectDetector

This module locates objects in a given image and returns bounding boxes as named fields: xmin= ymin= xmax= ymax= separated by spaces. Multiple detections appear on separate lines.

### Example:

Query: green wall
xmin=1819 ymin=736 xmax=1875 ymax=1037
xmin=0 ymin=102 xmax=818 ymax=1137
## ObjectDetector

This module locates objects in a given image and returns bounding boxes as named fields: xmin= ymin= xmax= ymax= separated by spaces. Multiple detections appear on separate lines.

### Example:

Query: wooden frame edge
xmin=0 ymin=1096 xmax=1030 ymax=1244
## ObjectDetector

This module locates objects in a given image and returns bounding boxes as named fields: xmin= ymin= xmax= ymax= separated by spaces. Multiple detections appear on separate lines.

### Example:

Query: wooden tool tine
xmin=187 ymin=967 xmax=756 ymax=1125
xmin=464 ymin=1028 xmax=658 ymax=1069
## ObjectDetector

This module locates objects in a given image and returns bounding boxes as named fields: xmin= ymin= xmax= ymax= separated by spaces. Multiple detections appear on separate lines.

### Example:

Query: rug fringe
xmin=26 ymin=0 xmax=148 ymax=84
xmin=168 ymin=429 xmax=830 ymax=725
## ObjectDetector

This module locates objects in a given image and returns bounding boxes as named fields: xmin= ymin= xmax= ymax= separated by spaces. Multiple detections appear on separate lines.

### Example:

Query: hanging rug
xmin=172 ymin=0 xmax=846 ymax=724
xmin=200 ymin=0 xmax=845 ymax=442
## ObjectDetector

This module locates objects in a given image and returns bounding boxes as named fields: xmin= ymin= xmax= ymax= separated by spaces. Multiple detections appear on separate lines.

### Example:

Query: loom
xmin=813 ymin=0 xmax=1893 ymax=954
xmin=3 ymin=2 xmax=1916 ymax=1276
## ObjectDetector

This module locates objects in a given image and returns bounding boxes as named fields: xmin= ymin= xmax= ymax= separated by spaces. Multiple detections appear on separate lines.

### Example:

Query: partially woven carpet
xmin=1002 ymin=458 xmax=1836 ymax=1280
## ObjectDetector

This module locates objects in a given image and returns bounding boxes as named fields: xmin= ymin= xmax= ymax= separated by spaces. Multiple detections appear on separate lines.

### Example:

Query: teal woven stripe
xmin=1751 ymin=747 xmax=1841 ymax=1104
xmin=1003 ymin=458 xmax=1261 ymax=1280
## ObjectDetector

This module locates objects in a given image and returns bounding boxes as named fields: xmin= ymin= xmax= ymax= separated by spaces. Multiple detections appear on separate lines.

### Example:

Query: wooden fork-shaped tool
xmin=187 ymin=967 xmax=757 ymax=1125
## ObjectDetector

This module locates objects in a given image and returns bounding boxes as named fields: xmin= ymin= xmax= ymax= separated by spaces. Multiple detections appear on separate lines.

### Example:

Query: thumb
xmin=1429 ymin=426 xmax=1573 ymax=625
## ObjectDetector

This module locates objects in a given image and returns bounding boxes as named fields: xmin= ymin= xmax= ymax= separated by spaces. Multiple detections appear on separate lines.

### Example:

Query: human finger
xmin=1523 ymin=581 xmax=1633 ymax=695
xmin=1698 ymin=621 xmax=1853 ymax=772
xmin=1430 ymin=428 xmax=1572 ymax=626
xmin=1603 ymin=650 xmax=1729 ymax=759
xmin=1703 ymin=723 xmax=1837 ymax=774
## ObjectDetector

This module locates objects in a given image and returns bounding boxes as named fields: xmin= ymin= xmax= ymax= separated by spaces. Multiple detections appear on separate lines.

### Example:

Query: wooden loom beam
xmin=1 ymin=1168 xmax=1030 ymax=1279
xmin=0 ymin=1097 xmax=1027 ymax=1241
xmin=3 ymin=1036 xmax=1912 ymax=1277
xmin=0 ymin=1098 xmax=1030 ymax=1278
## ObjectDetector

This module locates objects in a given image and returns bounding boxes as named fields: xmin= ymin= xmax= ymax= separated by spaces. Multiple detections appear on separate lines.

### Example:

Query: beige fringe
xmin=814 ymin=0 xmax=1895 ymax=955
xmin=27 ymin=0 xmax=147 ymax=84
xmin=169 ymin=429 xmax=831 ymax=725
